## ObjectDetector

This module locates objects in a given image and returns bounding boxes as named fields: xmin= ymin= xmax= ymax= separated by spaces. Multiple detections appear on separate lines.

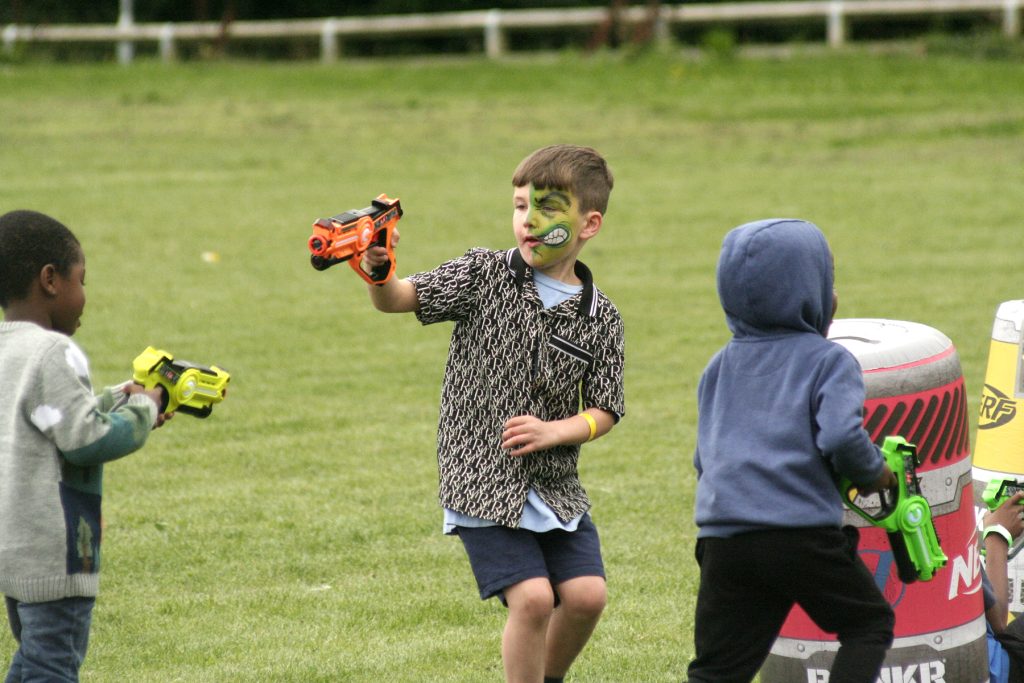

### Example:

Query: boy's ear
xmin=580 ymin=211 xmax=603 ymax=241
xmin=39 ymin=264 xmax=59 ymax=297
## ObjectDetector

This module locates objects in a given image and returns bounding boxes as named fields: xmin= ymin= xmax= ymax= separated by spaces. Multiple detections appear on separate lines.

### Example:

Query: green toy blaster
xmin=839 ymin=436 xmax=948 ymax=583
xmin=132 ymin=347 xmax=230 ymax=418
xmin=982 ymin=477 xmax=1024 ymax=559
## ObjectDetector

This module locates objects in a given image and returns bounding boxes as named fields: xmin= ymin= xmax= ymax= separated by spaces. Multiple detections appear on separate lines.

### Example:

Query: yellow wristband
xmin=580 ymin=412 xmax=597 ymax=442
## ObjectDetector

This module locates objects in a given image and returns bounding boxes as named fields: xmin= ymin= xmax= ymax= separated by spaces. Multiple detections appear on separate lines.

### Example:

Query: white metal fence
xmin=2 ymin=0 xmax=1020 ymax=64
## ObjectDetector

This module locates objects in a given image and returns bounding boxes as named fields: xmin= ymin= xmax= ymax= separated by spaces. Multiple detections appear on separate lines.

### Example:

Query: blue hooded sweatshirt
xmin=693 ymin=219 xmax=884 ymax=538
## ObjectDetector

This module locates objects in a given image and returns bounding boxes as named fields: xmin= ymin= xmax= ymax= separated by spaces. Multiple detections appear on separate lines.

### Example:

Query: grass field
xmin=1 ymin=44 xmax=1024 ymax=682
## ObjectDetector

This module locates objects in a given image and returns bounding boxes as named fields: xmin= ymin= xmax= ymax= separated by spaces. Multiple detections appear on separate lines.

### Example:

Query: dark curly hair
xmin=0 ymin=210 xmax=82 ymax=308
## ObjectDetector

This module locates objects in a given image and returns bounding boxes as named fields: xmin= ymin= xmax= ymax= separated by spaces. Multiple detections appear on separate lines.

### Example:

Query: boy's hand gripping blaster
xmin=982 ymin=477 xmax=1024 ymax=559
xmin=132 ymin=347 xmax=230 ymax=418
xmin=839 ymin=436 xmax=948 ymax=583
xmin=308 ymin=193 xmax=403 ymax=285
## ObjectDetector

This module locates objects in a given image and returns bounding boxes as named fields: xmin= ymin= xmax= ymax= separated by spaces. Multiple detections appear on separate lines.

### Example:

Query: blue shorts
xmin=455 ymin=514 xmax=605 ymax=605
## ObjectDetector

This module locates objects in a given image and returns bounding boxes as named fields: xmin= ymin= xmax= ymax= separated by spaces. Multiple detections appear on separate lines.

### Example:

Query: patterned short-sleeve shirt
xmin=408 ymin=247 xmax=625 ymax=527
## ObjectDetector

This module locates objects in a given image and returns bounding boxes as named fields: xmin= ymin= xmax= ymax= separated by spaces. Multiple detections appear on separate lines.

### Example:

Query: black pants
xmin=686 ymin=527 xmax=894 ymax=683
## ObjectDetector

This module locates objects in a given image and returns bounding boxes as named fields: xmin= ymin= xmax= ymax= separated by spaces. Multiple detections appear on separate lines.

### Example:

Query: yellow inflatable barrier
xmin=973 ymin=300 xmax=1024 ymax=473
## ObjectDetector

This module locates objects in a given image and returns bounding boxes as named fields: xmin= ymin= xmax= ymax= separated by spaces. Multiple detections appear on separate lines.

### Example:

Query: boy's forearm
xmin=60 ymin=397 xmax=157 ymax=466
xmin=544 ymin=409 xmax=614 ymax=446
xmin=367 ymin=277 xmax=419 ymax=313
xmin=501 ymin=409 xmax=617 ymax=456
xmin=985 ymin=534 xmax=1010 ymax=631
xmin=569 ymin=408 xmax=616 ymax=445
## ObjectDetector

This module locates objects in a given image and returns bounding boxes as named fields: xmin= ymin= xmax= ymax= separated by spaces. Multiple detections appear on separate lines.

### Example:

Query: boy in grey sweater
xmin=0 ymin=210 xmax=170 ymax=682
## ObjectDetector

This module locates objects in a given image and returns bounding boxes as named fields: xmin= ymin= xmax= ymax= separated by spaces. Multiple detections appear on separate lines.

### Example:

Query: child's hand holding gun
xmin=361 ymin=228 xmax=401 ymax=275
xmin=983 ymin=489 xmax=1024 ymax=556
xmin=122 ymin=381 xmax=175 ymax=428
xmin=859 ymin=463 xmax=898 ymax=495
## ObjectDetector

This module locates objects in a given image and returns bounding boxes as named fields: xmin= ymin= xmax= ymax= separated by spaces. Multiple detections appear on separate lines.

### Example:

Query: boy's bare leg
xmin=544 ymin=576 xmax=607 ymax=678
xmin=503 ymin=578 xmax=556 ymax=683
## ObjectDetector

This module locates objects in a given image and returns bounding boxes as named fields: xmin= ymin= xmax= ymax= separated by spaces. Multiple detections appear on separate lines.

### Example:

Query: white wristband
xmin=984 ymin=524 xmax=1013 ymax=546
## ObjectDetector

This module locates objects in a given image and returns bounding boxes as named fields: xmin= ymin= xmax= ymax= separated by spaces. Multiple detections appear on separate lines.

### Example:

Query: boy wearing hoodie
xmin=687 ymin=219 xmax=896 ymax=683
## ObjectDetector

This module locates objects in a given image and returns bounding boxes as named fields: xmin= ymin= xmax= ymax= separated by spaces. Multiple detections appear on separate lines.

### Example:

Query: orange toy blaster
xmin=307 ymin=194 xmax=403 ymax=285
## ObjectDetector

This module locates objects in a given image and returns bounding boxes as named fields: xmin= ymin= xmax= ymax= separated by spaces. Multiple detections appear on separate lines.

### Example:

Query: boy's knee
xmin=558 ymin=577 xmax=607 ymax=619
xmin=508 ymin=579 xmax=557 ymax=622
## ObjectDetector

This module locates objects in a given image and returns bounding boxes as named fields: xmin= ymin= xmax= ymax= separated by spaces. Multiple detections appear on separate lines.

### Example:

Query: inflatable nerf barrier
xmin=761 ymin=319 xmax=987 ymax=683
xmin=972 ymin=300 xmax=1024 ymax=613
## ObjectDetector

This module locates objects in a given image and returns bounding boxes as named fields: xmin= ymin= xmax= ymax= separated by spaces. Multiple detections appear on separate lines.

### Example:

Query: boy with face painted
xmin=361 ymin=145 xmax=624 ymax=683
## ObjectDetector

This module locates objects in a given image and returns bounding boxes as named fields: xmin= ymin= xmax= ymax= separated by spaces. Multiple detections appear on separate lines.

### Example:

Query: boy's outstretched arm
xmin=501 ymin=409 xmax=616 ymax=457
xmin=363 ymin=234 xmax=419 ymax=313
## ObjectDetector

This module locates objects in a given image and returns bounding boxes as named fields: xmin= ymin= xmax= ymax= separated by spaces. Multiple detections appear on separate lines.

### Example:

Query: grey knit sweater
xmin=0 ymin=321 xmax=157 ymax=602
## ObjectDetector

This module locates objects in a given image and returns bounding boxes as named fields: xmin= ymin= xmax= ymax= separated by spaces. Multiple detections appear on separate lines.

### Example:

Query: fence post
xmin=1004 ymin=0 xmax=1021 ymax=37
xmin=827 ymin=0 xmax=846 ymax=48
xmin=158 ymin=23 xmax=176 ymax=62
xmin=2 ymin=24 xmax=16 ymax=56
xmin=484 ymin=9 xmax=505 ymax=59
xmin=320 ymin=18 xmax=339 ymax=63
xmin=652 ymin=4 xmax=671 ymax=49
xmin=117 ymin=0 xmax=134 ymax=65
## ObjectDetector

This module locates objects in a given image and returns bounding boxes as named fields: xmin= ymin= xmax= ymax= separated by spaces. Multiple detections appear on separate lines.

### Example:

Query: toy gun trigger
xmin=841 ymin=480 xmax=898 ymax=523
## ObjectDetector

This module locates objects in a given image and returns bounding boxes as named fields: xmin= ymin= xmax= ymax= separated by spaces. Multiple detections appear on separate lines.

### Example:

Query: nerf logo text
xmin=806 ymin=660 xmax=945 ymax=682
xmin=979 ymin=383 xmax=1016 ymax=430
xmin=947 ymin=528 xmax=983 ymax=600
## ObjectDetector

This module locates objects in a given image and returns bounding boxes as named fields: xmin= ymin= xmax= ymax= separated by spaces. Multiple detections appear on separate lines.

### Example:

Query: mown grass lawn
xmin=1 ymin=45 xmax=1023 ymax=681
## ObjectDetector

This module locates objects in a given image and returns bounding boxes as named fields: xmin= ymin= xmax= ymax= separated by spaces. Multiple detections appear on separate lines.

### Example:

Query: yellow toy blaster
xmin=839 ymin=436 xmax=948 ymax=583
xmin=307 ymin=193 xmax=403 ymax=285
xmin=982 ymin=477 xmax=1024 ymax=559
xmin=132 ymin=347 xmax=230 ymax=418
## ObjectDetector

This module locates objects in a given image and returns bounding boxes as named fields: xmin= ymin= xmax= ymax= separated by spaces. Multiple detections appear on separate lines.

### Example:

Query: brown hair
xmin=512 ymin=145 xmax=614 ymax=215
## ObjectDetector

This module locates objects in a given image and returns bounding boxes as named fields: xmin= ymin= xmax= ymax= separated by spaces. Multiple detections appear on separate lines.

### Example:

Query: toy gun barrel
xmin=308 ymin=194 xmax=403 ymax=284
xmin=982 ymin=477 xmax=1024 ymax=559
xmin=839 ymin=436 xmax=948 ymax=583
xmin=308 ymin=217 xmax=361 ymax=260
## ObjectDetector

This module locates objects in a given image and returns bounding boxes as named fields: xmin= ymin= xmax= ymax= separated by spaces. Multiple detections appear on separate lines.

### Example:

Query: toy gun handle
xmin=887 ymin=531 xmax=923 ymax=584
xmin=352 ymin=216 xmax=396 ymax=286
